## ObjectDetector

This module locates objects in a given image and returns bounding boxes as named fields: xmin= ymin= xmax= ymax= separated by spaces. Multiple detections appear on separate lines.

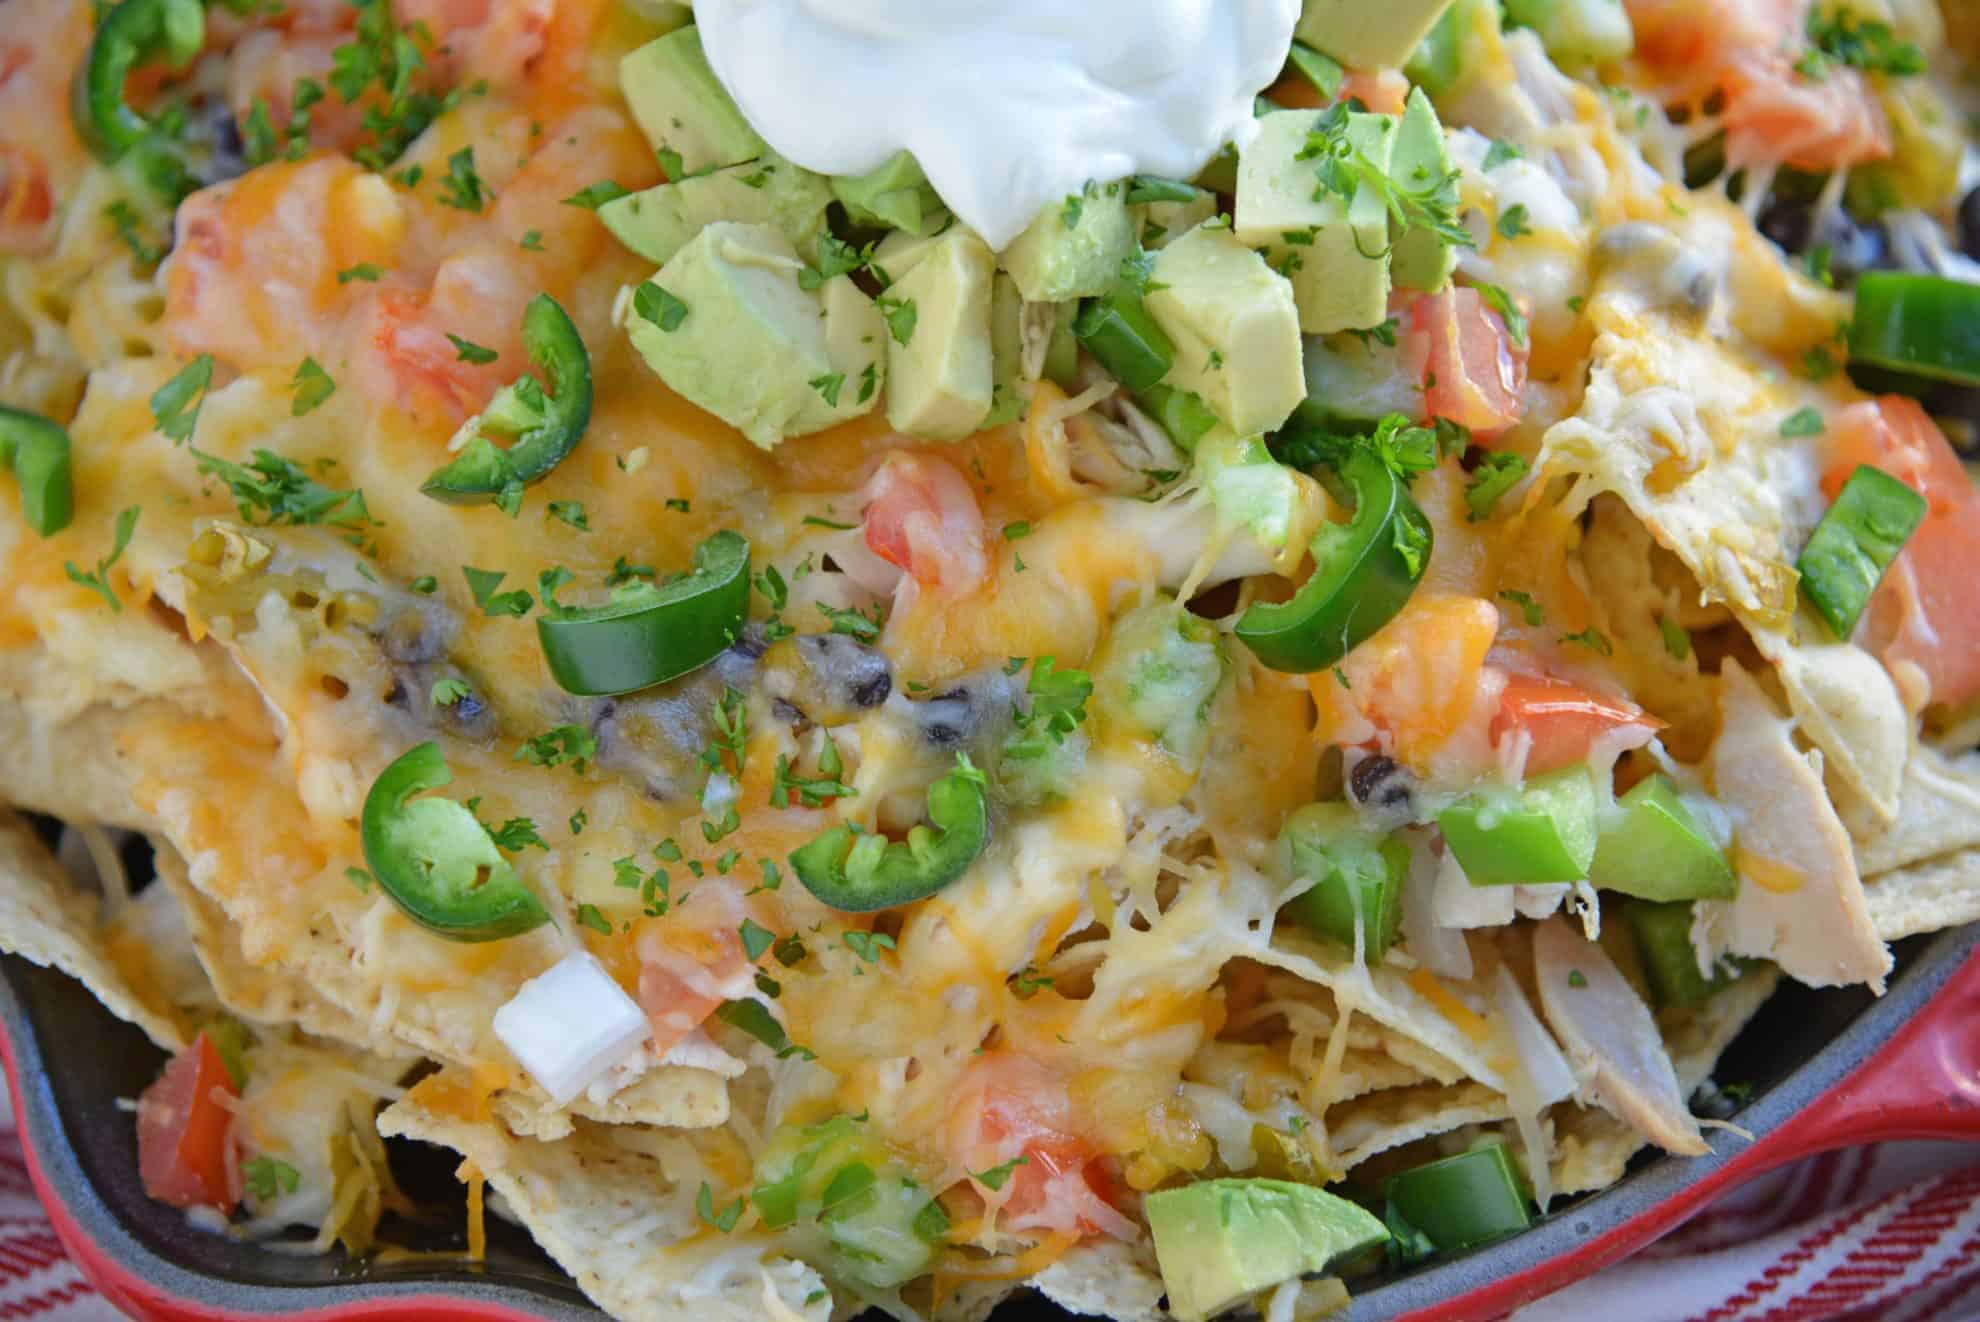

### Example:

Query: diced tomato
xmin=1491 ymin=672 xmax=1660 ymax=777
xmin=1823 ymin=397 xmax=1980 ymax=710
xmin=861 ymin=452 xmax=989 ymax=595
xmin=1405 ymin=288 xmax=1528 ymax=437
xmin=136 ymin=1032 xmax=239 ymax=1213
xmin=1721 ymin=50 xmax=1890 ymax=172
xmin=635 ymin=903 xmax=754 ymax=1056
xmin=1623 ymin=0 xmax=1799 ymax=78
xmin=949 ymin=1054 xmax=1134 ymax=1241
xmin=1338 ymin=68 xmax=1410 ymax=116
xmin=0 ymin=144 xmax=52 ymax=255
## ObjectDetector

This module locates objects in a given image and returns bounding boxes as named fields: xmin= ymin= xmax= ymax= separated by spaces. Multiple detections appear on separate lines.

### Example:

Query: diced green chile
xmin=1588 ymin=773 xmax=1735 ymax=901
xmin=1074 ymin=287 xmax=1174 ymax=393
xmin=0 ymin=405 xmax=74 ymax=536
xmin=1438 ymin=764 xmax=1599 ymax=885
xmin=536 ymin=530 xmax=749 ymax=696
xmin=422 ymin=294 xmax=593 ymax=508
xmin=1626 ymin=898 xmax=1742 ymax=1008
xmin=75 ymin=0 xmax=206 ymax=159
xmin=790 ymin=758 xmax=988 ymax=912
xmin=1848 ymin=273 xmax=1980 ymax=389
xmin=1277 ymin=803 xmax=1408 ymax=960
xmin=1796 ymin=463 xmax=1927 ymax=641
xmin=1236 ymin=448 xmax=1432 ymax=673
xmin=1137 ymin=384 xmax=1220 ymax=453
xmin=750 ymin=1114 xmax=948 ymax=1291
xmin=1382 ymin=1143 xmax=1532 ymax=1255
xmin=359 ymin=742 xmax=550 ymax=942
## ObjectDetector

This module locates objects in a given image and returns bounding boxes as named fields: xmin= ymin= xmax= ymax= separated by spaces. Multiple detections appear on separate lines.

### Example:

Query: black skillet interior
xmin=4 ymin=825 xmax=1974 ymax=1320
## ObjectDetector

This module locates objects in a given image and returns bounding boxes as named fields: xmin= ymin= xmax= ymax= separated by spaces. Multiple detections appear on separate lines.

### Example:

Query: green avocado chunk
xmin=618 ymin=27 xmax=764 ymax=176
xmin=1146 ymin=1178 xmax=1388 ymax=1322
xmin=1146 ymin=223 xmax=1306 ymax=435
xmin=833 ymin=150 xmax=947 ymax=236
xmin=1389 ymin=88 xmax=1461 ymax=292
xmin=1504 ymin=0 xmax=1635 ymax=65
xmin=627 ymin=222 xmax=881 ymax=448
xmin=1438 ymin=765 xmax=1599 ymax=885
xmin=597 ymin=155 xmax=833 ymax=267
xmin=1295 ymin=0 xmax=1461 ymax=70
xmin=1000 ymin=181 xmax=1136 ymax=303
xmin=1588 ymin=773 xmax=1736 ymax=902
xmin=883 ymin=228 xmax=995 ymax=440
xmin=1237 ymin=109 xmax=1396 ymax=334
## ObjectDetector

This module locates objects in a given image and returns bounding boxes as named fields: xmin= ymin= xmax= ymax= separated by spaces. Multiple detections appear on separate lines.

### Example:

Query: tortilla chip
xmin=0 ymin=809 xmax=184 ymax=1049
xmin=1033 ymin=1239 xmax=1169 ymax=1322
xmin=1845 ymin=747 xmax=1980 ymax=877
xmin=1552 ymin=964 xmax=1780 ymax=1195
xmin=0 ymin=698 xmax=156 ymax=830
xmin=378 ymin=1078 xmax=831 ymax=1322
xmin=150 ymin=836 xmax=399 ymax=1054
xmin=1863 ymin=849 xmax=1980 ymax=942
xmin=1327 ymin=1081 xmax=1512 ymax=1170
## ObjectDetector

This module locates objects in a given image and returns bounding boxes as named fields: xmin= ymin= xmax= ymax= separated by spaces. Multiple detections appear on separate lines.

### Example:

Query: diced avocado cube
xmin=1134 ymin=189 xmax=1218 ymax=251
xmin=1405 ymin=1 xmax=1465 ymax=94
xmin=821 ymin=273 xmax=887 ymax=417
xmin=833 ymin=150 xmax=947 ymax=236
xmin=1237 ymin=110 xmax=1396 ymax=334
xmin=1000 ymin=182 xmax=1135 ymax=303
xmin=627 ymin=222 xmax=874 ymax=449
xmin=619 ymin=27 xmax=765 ymax=176
xmin=872 ymin=228 xmax=946 ymax=285
xmin=1146 ymin=224 xmax=1306 ymax=435
xmin=1193 ymin=144 xmax=1240 ymax=197
xmin=1589 ymin=774 xmax=1736 ymax=902
xmin=1277 ymin=802 xmax=1409 ymax=960
xmin=1383 ymin=1143 xmax=1532 ymax=1256
xmin=883 ymin=228 xmax=994 ymax=441
xmin=986 ymin=273 xmax=1025 ymax=427
xmin=1297 ymin=333 xmax=1419 ymax=432
xmin=1296 ymin=0 xmax=1461 ymax=71
xmin=1389 ymin=89 xmax=1461 ymax=293
xmin=1146 ymin=1178 xmax=1389 ymax=1322
xmin=597 ymin=154 xmax=834 ymax=267
xmin=1505 ymin=0 xmax=1634 ymax=65
xmin=1625 ymin=898 xmax=1742 ymax=1008
xmin=1438 ymin=765 xmax=1599 ymax=885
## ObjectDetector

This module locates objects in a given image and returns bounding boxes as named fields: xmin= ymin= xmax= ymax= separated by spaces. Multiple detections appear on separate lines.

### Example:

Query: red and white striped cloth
xmin=2 ymin=1086 xmax=1977 ymax=1321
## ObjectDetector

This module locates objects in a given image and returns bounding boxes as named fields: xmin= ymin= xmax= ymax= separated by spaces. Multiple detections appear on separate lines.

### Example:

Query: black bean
xmin=1959 ymin=188 xmax=1980 ymax=262
xmin=1349 ymin=754 xmax=1416 ymax=818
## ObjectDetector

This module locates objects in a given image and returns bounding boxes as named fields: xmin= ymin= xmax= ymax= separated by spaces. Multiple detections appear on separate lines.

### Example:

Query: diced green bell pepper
xmin=1796 ymin=464 xmax=1927 ymax=642
xmin=1438 ymin=765 xmax=1598 ymax=884
xmin=1074 ymin=286 xmax=1175 ymax=393
xmin=1625 ymin=898 xmax=1740 ymax=1008
xmin=1589 ymin=774 xmax=1735 ymax=901
xmin=750 ymin=1114 xmax=949 ymax=1291
xmin=1382 ymin=1142 xmax=1532 ymax=1255
xmin=1277 ymin=803 xmax=1408 ymax=961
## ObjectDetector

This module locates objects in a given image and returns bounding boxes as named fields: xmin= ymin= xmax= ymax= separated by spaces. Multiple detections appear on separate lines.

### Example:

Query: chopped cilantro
xmin=192 ymin=449 xmax=373 ymax=528
xmin=1482 ymin=139 xmax=1524 ymax=171
xmin=842 ymin=930 xmax=896 ymax=964
xmin=1464 ymin=451 xmax=1529 ymax=521
xmin=462 ymin=566 xmax=533 ymax=617
xmin=429 ymin=677 xmax=470 ymax=707
xmin=547 ymin=499 xmax=589 ymax=530
xmin=809 ymin=372 xmax=846 ymax=407
xmin=1659 ymin=616 xmax=1692 ymax=661
xmin=817 ymin=601 xmax=883 ymax=641
xmin=150 ymin=356 xmax=214 ymax=444
xmin=634 ymin=281 xmax=689 ymax=332
xmin=696 ymin=1181 xmax=745 ymax=1233
xmin=290 ymin=357 xmax=336 ymax=416
xmin=1559 ymin=627 xmax=1613 ymax=657
xmin=337 ymin=263 xmax=383 ymax=284
xmin=1474 ymin=281 xmax=1530 ymax=348
xmin=516 ymin=724 xmax=596 ymax=773
xmin=447 ymin=334 xmax=498 ymax=365
xmin=562 ymin=181 xmax=629 ymax=210
xmin=437 ymin=147 xmax=489 ymax=212
xmin=576 ymin=904 xmax=612 ymax=935
xmin=1498 ymin=589 xmax=1544 ymax=626
xmin=739 ymin=918 xmax=777 ymax=962
xmin=1780 ymin=406 xmax=1825 ymax=438
xmin=64 ymin=506 xmax=141 ymax=613
xmin=1497 ymin=203 xmax=1532 ymax=240
xmin=242 ymin=1156 xmax=300 ymax=1201
xmin=876 ymin=294 xmax=917 ymax=345
xmin=971 ymin=1156 xmax=1029 ymax=1192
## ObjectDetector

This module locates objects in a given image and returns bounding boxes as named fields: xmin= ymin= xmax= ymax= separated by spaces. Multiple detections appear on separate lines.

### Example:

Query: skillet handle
xmin=1736 ymin=942 xmax=1980 ymax=1160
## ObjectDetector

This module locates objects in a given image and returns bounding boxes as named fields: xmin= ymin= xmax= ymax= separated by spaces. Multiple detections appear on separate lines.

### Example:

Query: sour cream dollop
xmin=694 ymin=0 xmax=1300 ymax=250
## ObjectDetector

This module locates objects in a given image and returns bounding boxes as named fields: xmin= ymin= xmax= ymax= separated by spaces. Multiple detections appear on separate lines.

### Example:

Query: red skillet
xmin=5 ymin=925 xmax=1978 ymax=1321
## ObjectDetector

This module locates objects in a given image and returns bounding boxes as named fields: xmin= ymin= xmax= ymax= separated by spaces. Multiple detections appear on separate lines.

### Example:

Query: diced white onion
xmin=492 ymin=951 xmax=650 ymax=1105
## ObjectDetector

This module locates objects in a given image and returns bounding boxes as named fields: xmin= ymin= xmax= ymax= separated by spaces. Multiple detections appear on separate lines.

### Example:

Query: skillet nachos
xmin=3 ymin=0 xmax=1980 ymax=1317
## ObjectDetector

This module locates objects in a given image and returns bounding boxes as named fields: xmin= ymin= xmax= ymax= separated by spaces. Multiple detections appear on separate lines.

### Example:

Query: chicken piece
xmin=1705 ymin=662 xmax=1891 ymax=991
xmin=1533 ymin=916 xmax=1706 ymax=1156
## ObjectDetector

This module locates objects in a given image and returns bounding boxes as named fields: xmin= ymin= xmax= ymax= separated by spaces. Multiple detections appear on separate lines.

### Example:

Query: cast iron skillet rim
xmin=4 ymin=925 xmax=1975 ymax=1321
